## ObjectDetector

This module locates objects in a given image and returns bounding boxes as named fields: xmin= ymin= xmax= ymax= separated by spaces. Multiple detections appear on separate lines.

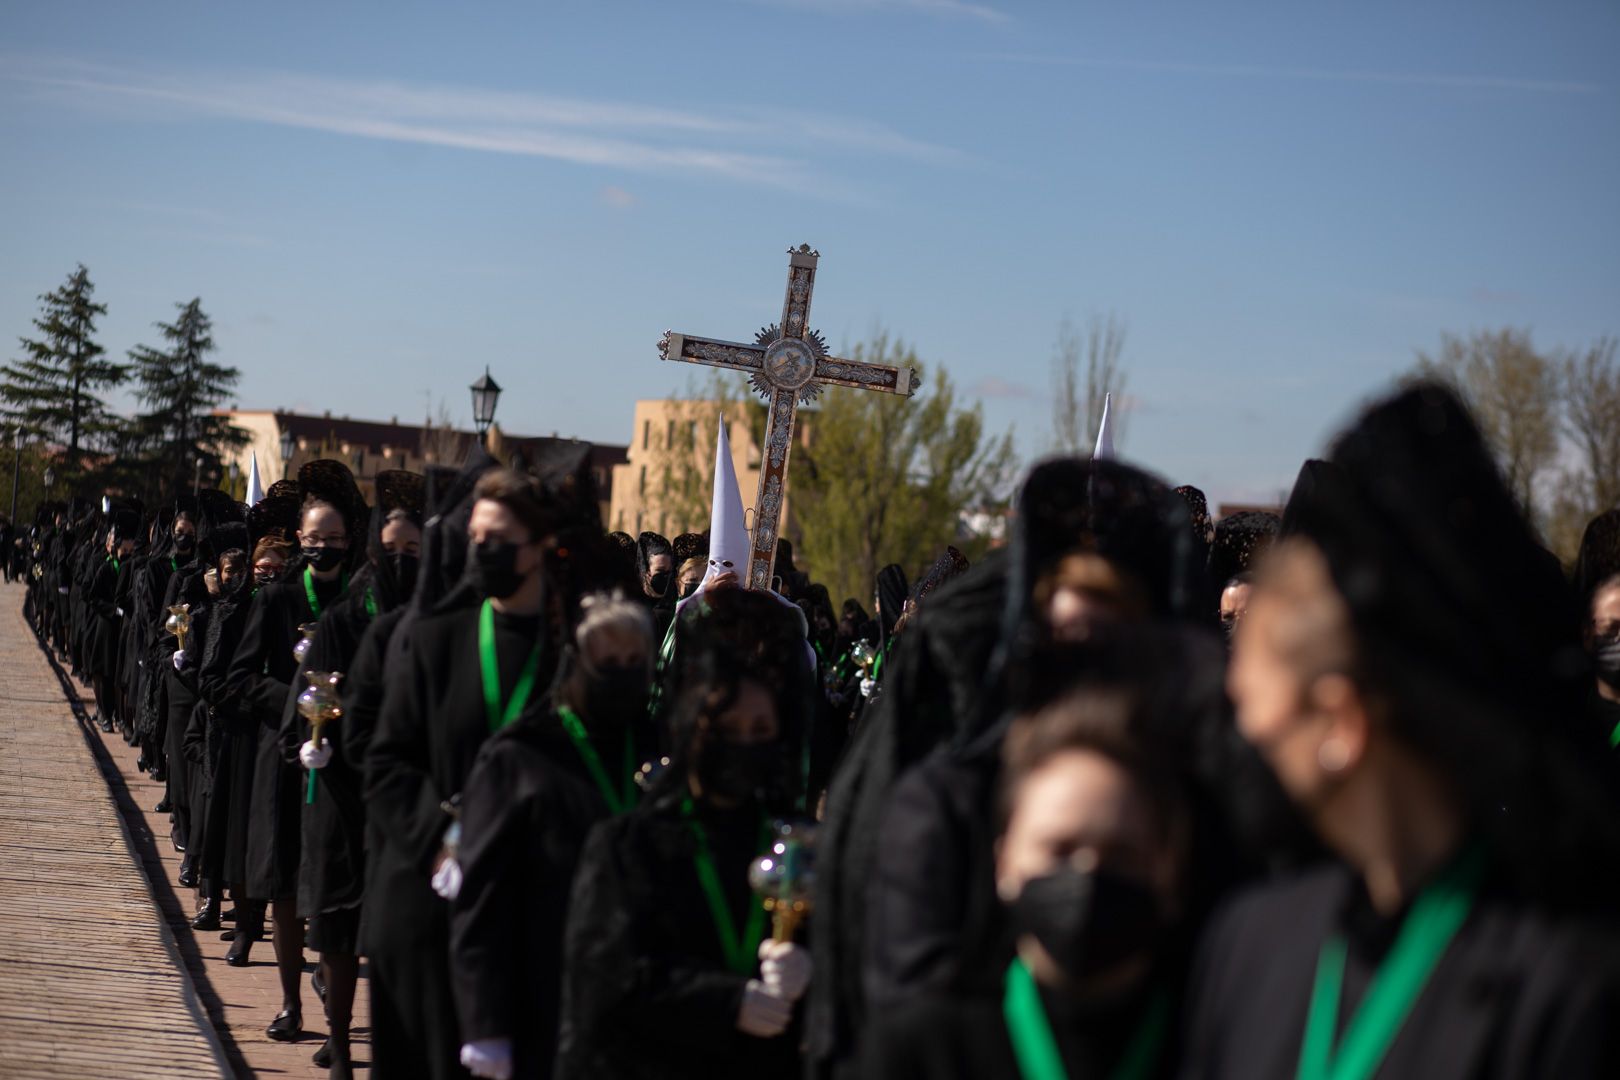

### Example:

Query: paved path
xmin=0 ymin=580 xmax=228 ymax=1078
xmin=1 ymin=581 xmax=372 ymax=1077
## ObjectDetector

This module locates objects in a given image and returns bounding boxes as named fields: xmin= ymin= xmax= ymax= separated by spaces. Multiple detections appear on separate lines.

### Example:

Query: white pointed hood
xmin=245 ymin=451 xmax=265 ymax=506
xmin=1093 ymin=392 xmax=1116 ymax=461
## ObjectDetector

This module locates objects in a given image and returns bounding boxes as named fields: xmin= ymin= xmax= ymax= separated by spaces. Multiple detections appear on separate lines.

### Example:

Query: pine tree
xmin=1 ymin=265 xmax=128 ymax=472
xmin=129 ymin=298 xmax=248 ymax=498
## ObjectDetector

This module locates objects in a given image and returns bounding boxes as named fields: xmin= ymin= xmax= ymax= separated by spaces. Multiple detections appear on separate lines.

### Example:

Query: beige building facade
xmin=608 ymin=399 xmax=810 ymax=541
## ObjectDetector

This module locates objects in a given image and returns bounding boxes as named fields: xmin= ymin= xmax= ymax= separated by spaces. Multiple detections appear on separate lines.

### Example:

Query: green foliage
xmin=792 ymin=332 xmax=1017 ymax=605
xmin=1 ymin=265 xmax=128 ymax=472
xmin=129 ymin=298 xmax=248 ymax=500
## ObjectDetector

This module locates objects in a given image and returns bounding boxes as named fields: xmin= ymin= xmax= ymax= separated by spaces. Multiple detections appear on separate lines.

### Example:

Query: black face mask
xmin=389 ymin=552 xmax=420 ymax=600
xmin=254 ymin=570 xmax=278 ymax=589
xmin=678 ymin=580 xmax=700 ymax=601
xmin=172 ymin=533 xmax=196 ymax=554
xmin=1593 ymin=637 xmax=1620 ymax=689
xmin=472 ymin=540 xmax=525 ymax=600
xmin=302 ymin=545 xmax=346 ymax=573
xmin=696 ymin=739 xmax=781 ymax=803
xmin=583 ymin=664 xmax=650 ymax=729
xmin=647 ymin=570 xmax=672 ymax=598
xmin=1011 ymin=866 xmax=1163 ymax=985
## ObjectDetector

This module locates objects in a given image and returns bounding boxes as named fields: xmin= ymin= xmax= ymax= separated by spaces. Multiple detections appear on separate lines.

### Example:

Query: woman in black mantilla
xmin=556 ymin=588 xmax=812 ymax=1080
xmin=227 ymin=459 xmax=369 ymax=1042
xmin=293 ymin=469 xmax=424 ymax=1078
xmin=861 ymin=677 xmax=1214 ymax=1079
xmin=1185 ymin=384 xmax=1620 ymax=1079
xmin=451 ymin=591 xmax=658 ymax=1080
xmin=366 ymin=462 xmax=589 ymax=1080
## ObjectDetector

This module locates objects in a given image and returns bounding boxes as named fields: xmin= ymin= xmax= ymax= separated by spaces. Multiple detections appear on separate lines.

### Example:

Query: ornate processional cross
xmin=659 ymin=245 xmax=918 ymax=591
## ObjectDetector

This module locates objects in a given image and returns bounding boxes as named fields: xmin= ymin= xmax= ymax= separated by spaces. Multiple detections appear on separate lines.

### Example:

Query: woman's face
xmin=380 ymin=517 xmax=422 ymax=557
xmin=298 ymin=503 xmax=348 ymax=552
xmin=996 ymin=748 xmax=1173 ymax=907
xmin=708 ymin=679 xmax=779 ymax=746
xmin=253 ymin=551 xmax=287 ymax=585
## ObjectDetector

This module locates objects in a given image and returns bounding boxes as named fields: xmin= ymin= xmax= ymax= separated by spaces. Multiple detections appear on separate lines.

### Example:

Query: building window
xmin=639 ymin=465 xmax=647 ymax=495
xmin=666 ymin=419 xmax=676 ymax=448
xmin=642 ymin=420 xmax=650 ymax=451
xmin=658 ymin=512 xmax=667 ymax=535
xmin=635 ymin=510 xmax=643 ymax=532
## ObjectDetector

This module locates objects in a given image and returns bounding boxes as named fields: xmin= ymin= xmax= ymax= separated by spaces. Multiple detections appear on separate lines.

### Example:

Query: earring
xmin=1317 ymin=737 xmax=1351 ymax=773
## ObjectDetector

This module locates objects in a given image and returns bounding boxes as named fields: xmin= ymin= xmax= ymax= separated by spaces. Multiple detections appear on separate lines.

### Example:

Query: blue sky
xmin=2 ymin=1 xmax=1616 ymax=507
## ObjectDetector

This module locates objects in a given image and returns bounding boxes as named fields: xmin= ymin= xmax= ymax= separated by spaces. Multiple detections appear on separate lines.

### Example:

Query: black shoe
xmin=177 ymin=858 xmax=197 ymax=889
xmin=313 ymin=1039 xmax=333 ymax=1068
xmin=154 ymin=797 xmax=171 ymax=814
xmin=312 ymin=968 xmax=327 ymax=1004
xmin=96 ymin=713 xmax=113 ymax=733
xmin=136 ymin=755 xmax=149 ymax=773
xmin=220 ymin=907 xmax=236 ymax=923
xmin=224 ymin=934 xmax=254 ymax=966
xmin=191 ymin=899 xmax=221 ymax=932
xmin=266 ymin=1007 xmax=302 ymax=1041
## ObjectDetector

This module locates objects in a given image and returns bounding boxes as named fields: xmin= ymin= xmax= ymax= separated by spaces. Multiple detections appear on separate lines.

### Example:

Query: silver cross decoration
xmin=658 ymin=244 xmax=918 ymax=591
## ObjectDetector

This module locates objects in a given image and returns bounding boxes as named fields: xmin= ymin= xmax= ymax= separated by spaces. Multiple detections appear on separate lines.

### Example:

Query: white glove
xmin=859 ymin=677 xmax=877 ymax=699
xmin=736 ymin=978 xmax=793 ymax=1038
xmin=459 ymin=1038 xmax=513 ymax=1080
xmin=172 ymin=650 xmax=187 ymax=671
xmin=299 ymin=739 xmax=333 ymax=769
xmin=758 ymin=940 xmax=812 ymax=1003
xmin=116 ymin=606 xmax=125 ymax=617
xmin=431 ymin=856 xmax=463 ymax=900
xmin=58 ymin=586 xmax=69 ymax=595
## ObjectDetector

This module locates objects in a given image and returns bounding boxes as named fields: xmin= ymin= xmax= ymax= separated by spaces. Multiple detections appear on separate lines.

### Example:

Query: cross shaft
xmin=658 ymin=245 xmax=917 ymax=590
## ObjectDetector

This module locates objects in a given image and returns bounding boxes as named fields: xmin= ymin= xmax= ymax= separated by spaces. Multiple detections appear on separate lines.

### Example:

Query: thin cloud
xmin=749 ymin=0 xmax=1008 ymax=24
xmin=973 ymin=375 xmax=1034 ymax=399
xmin=598 ymin=185 xmax=638 ymax=209
xmin=3 ymin=58 xmax=960 ymax=198
xmin=975 ymin=53 xmax=1603 ymax=95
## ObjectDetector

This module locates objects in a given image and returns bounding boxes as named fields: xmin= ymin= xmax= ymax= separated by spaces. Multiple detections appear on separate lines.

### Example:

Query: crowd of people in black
xmin=6 ymin=379 xmax=1620 ymax=1079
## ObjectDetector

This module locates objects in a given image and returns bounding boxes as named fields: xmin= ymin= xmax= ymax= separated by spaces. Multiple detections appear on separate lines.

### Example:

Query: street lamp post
xmin=469 ymin=368 xmax=502 ymax=450
xmin=228 ymin=460 xmax=239 ymax=497
xmin=280 ymin=425 xmax=296 ymax=480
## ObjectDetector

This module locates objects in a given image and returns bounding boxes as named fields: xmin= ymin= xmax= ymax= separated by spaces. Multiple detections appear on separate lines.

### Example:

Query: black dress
xmin=1179 ymin=861 xmax=1620 ymax=1079
xmin=227 ymin=572 xmax=343 ymax=901
xmin=365 ymin=599 xmax=557 ymax=1080
xmin=555 ymin=793 xmax=801 ymax=1080
xmin=292 ymin=585 xmax=376 ymax=953
xmin=451 ymin=706 xmax=655 ymax=1079
xmin=197 ymin=586 xmax=256 ymax=886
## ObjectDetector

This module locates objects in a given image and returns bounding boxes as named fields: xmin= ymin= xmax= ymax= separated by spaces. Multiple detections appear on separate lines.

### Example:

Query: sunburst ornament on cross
xmin=658 ymin=244 xmax=918 ymax=591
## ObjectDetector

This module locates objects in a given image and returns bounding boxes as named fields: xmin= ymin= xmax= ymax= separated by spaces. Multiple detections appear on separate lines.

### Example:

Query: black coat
xmin=196 ymin=586 xmax=256 ymax=885
xmin=293 ymin=585 xmax=376 ymax=921
xmin=227 ymin=572 xmax=344 ymax=900
xmin=449 ymin=711 xmax=635 ymax=1079
xmin=1179 ymin=862 xmax=1620 ymax=1080
xmin=365 ymin=598 xmax=558 ymax=1080
xmin=556 ymin=793 xmax=800 ymax=1080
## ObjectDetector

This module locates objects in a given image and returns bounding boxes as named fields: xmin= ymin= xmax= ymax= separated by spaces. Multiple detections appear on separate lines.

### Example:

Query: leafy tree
xmin=129 ymin=298 xmax=248 ymax=499
xmin=1051 ymin=312 xmax=1128 ymax=454
xmin=792 ymin=332 xmax=1017 ymax=605
xmin=1 ymin=265 xmax=128 ymax=474
xmin=1412 ymin=328 xmax=1558 ymax=518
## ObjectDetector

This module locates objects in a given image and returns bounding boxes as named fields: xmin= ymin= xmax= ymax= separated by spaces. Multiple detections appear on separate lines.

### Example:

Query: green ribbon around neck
xmin=302 ymin=564 xmax=348 ymax=620
xmin=1296 ymin=845 xmax=1487 ymax=1080
xmin=1002 ymin=957 xmax=1168 ymax=1080
xmin=557 ymin=704 xmax=636 ymax=815
xmin=680 ymin=797 xmax=768 ymax=976
xmin=479 ymin=599 xmax=542 ymax=733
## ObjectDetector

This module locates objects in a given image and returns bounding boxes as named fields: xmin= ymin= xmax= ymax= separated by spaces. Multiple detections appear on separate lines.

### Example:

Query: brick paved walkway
xmin=2 ymin=581 xmax=372 ymax=1077
xmin=0 ymin=580 xmax=228 ymax=1078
